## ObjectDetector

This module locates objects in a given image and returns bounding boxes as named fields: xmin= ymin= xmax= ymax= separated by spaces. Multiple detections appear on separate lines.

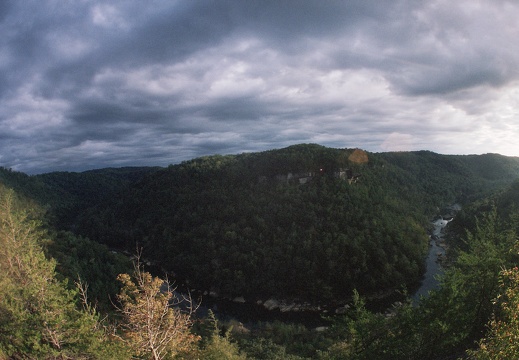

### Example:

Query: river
xmin=411 ymin=204 xmax=460 ymax=303
xmin=411 ymin=219 xmax=448 ymax=302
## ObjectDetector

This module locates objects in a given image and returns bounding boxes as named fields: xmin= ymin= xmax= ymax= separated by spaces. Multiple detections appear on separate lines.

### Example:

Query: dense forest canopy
xmin=3 ymin=144 xmax=519 ymax=302
xmin=68 ymin=146 xmax=519 ymax=301
xmin=3 ymin=144 xmax=519 ymax=358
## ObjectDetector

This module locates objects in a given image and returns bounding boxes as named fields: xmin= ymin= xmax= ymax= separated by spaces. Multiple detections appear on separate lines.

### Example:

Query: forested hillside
xmin=0 ymin=185 xmax=244 ymax=359
xmin=4 ymin=144 xmax=519 ymax=358
xmin=19 ymin=144 xmax=519 ymax=303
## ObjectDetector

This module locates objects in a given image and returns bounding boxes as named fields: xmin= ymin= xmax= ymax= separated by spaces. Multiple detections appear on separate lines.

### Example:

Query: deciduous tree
xmin=116 ymin=258 xmax=199 ymax=359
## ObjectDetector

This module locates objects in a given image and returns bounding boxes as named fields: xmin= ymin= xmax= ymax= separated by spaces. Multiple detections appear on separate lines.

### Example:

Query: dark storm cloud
xmin=1 ymin=0 xmax=519 ymax=173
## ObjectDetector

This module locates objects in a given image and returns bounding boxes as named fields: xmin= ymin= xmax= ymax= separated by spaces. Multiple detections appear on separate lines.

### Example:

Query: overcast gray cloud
xmin=1 ymin=0 xmax=519 ymax=174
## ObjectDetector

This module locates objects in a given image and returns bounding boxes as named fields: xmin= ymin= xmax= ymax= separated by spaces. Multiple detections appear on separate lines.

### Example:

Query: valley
xmin=3 ymin=144 xmax=519 ymax=359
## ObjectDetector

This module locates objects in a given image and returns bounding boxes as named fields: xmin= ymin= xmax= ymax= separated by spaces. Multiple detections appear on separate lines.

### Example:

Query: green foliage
xmin=239 ymin=320 xmax=330 ymax=359
xmin=241 ymin=338 xmax=302 ymax=359
xmin=70 ymin=146 xmax=433 ymax=300
xmin=0 ymin=184 xmax=129 ymax=359
xmin=405 ymin=205 xmax=516 ymax=358
xmin=46 ymin=230 xmax=132 ymax=311
xmin=35 ymin=166 xmax=161 ymax=228
xmin=467 ymin=264 xmax=519 ymax=359
xmin=78 ymin=146 xmax=519 ymax=302
xmin=318 ymin=291 xmax=418 ymax=360
xmin=198 ymin=311 xmax=246 ymax=360
xmin=4 ymin=146 xmax=517 ymax=307
xmin=318 ymin=200 xmax=519 ymax=360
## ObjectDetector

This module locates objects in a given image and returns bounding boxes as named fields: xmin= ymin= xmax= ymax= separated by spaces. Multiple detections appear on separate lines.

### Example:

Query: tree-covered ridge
xmin=42 ymin=144 xmax=519 ymax=304
xmin=3 ymin=145 xmax=519 ymax=305
xmin=68 ymin=146 xmax=422 ymax=301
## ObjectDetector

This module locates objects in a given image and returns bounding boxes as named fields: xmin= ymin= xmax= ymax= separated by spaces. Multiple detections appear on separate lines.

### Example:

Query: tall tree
xmin=467 ymin=264 xmax=519 ymax=359
xmin=116 ymin=258 xmax=199 ymax=359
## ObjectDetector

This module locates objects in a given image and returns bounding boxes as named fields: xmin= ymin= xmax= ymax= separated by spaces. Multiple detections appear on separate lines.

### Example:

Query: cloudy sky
xmin=1 ymin=0 xmax=519 ymax=174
